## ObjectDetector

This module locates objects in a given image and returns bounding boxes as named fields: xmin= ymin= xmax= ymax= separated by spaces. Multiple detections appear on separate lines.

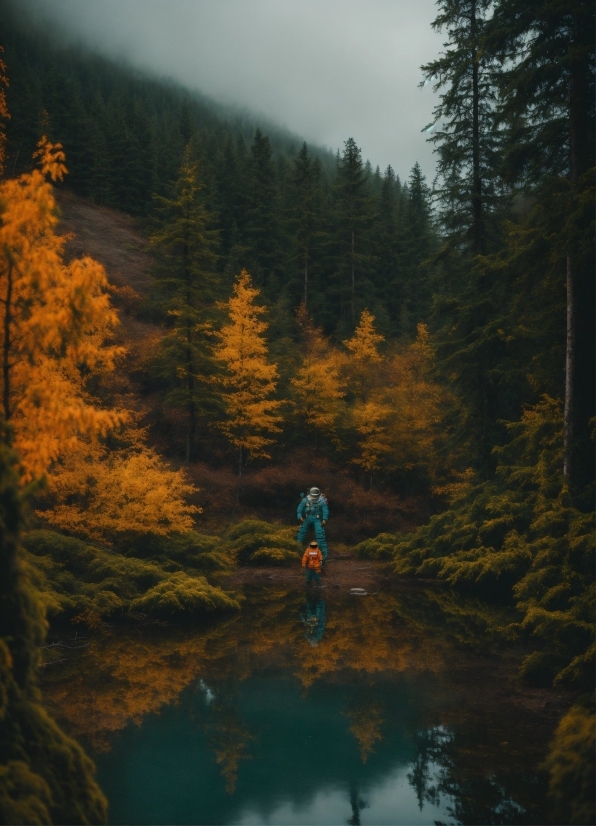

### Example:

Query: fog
xmin=14 ymin=0 xmax=443 ymax=182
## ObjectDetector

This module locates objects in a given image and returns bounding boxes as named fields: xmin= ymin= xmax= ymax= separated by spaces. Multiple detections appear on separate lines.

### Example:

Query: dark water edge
xmin=41 ymin=584 xmax=568 ymax=825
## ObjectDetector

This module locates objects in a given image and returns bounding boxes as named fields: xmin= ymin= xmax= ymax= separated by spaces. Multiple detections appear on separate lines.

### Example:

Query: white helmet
xmin=309 ymin=487 xmax=320 ymax=498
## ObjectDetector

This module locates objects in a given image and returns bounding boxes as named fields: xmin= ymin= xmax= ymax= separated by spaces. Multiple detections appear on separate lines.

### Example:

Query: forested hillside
xmin=0 ymin=0 xmax=594 ymax=820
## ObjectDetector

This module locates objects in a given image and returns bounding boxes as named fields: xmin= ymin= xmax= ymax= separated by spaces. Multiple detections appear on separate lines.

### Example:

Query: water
xmin=41 ymin=586 xmax=557 ymax=825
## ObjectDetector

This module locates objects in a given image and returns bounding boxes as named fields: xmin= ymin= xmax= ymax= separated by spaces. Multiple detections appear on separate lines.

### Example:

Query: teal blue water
xmin=94 ymin=674 xmax=451 ymax=825
xmin=44 ymin=588 xmax=555 ymax=825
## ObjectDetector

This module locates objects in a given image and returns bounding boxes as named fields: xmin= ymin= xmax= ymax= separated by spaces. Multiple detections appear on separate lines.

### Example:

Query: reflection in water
xmin=41 ymin=587 xmax=558 ymax=824
xmin=347 ymin=781 xmax=368 ymax=825
xmin=300 ymin=596 xmax=326 ymax=646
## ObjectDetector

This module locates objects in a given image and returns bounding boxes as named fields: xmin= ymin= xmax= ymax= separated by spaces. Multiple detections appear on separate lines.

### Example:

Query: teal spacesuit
xmin=297 ymin=488 xmax=329 ymax=559
xmin=300 ymin=597 xmax=326 ymax=646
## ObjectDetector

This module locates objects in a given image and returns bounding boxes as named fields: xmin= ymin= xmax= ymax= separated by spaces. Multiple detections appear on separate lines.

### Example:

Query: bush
xmin=352 ymin=398 xmax=596 ymax=689
xmin=129 ymin=572 xmax=240 ymax=616
xmin=22 ymin=529 xmax=239 ymax=621
xmin=222 ymin=520 xmax=301 ymax=566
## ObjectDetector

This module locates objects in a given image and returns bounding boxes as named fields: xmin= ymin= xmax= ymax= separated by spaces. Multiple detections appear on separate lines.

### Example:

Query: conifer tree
xmin=372 ymin=165 xmax=401 ymax=328
xmin=334 ymin=138 xmax=372 ymax=324
xmin=150 ymin=147 xmax=220 ymax=462
xmin=291 ymin=307 xmax=345 ymax=447
xmin=288 ymin=143 xmax=322 ymax=309
xmin=0 ymin=137 xmax=124 ymax=480
xmin=422 ymin=0 xmax=499 ymax=253
xmin=488 ymin=0 xmax=595 ymax=488
xmin=213 ymin=270 xmax=281 ymax=475
xmin=401 ymin=163 xmax=435 ymax=334
xmin=245 ymin=129 xmax=277 ymax=287
xmin=344 ymin=309 xmax=384 ymax=398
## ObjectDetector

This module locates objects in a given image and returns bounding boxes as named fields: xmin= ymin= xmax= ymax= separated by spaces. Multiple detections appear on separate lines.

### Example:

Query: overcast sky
xmin=16 ymin=0 xmax=443 ymax=182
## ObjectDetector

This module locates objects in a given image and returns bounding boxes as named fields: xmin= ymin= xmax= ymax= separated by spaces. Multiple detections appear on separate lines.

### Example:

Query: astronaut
xmin=297 ymin=487 xmax=329 ymax=559
xmin=300 ymin=596 xmax=326 ymax=646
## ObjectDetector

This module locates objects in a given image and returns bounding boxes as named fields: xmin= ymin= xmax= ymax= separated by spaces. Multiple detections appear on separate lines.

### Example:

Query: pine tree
xmin=372 ymin=166 xmax=400 ymax=329
xmin=213 ymin=270 xmax=281 ymax=475
xmin=488 ymin=0 xmax=595 ymax=488
xmin=245 ymin=129 xmax=277 ymax=288
xmin=150 ymin=147 xmax=220 ymax=462
xmin=422 ymin=0 xmax=499 ymax=254
xmin=401 ymin=163 xmax=435 ymax=334
xmin=334 ymin=138 xmax=373 ymax=325
xmin=287 ymin=143 xmax=322 ymax=309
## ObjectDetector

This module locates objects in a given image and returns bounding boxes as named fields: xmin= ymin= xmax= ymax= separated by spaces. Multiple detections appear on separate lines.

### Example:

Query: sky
xmin=16 ymin=0 xmax=444 ymax=182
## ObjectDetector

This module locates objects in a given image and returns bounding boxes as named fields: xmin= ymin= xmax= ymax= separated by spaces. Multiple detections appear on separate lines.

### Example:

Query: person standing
xmin=297 ymin=487 xmax=329 ymax=559
xmin=302 ymin=541 xmax=323 ymax=586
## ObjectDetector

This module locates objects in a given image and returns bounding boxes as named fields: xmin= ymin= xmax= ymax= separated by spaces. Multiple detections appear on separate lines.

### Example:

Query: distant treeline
xmin=2 ymin=3 xmax=435 ymax=341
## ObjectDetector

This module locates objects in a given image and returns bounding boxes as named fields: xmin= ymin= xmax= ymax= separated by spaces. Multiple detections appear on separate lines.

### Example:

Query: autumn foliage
xmin=214 ymin=269 xmax=282 ymax=470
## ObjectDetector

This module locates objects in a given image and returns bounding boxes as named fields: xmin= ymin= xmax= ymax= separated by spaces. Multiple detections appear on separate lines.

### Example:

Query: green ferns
xmin=356 ymin=397 xmax=595 ymax=690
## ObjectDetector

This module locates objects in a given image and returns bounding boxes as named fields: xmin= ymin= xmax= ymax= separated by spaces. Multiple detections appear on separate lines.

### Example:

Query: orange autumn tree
xmin=43 ymin=431 xmax=200 ymax=542
xmin=344 ymin=308 xmax=384 ymax=399
xmin=213 ymin=270 xmax=281 ymax=474
xmin=0 ymin=136 xmax=124 ymax=480
xmin=291 ymin=306 xmax=346 ymax=446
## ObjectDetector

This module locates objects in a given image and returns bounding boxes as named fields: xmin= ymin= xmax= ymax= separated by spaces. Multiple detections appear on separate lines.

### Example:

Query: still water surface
xmin=42 ymin=585 xmax=556 ymax=825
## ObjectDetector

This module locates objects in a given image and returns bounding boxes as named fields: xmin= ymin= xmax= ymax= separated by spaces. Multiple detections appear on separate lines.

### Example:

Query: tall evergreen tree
xmin=401 ymin=163 xmax=435 ymax=334
xmin=488 ymin=0 xmax=595 ymax=489
xmin=287 ymin=142 xmax=322 ymax=309
xmin=334 ymin=137 xmax=372 ymax=325
xmin=422 ymin=0 xmax=499 ymax=254
xmin=150 ymin=148 xmax=220 ymax=462
xmin=245 ymin=129 xmax=277 ymax=289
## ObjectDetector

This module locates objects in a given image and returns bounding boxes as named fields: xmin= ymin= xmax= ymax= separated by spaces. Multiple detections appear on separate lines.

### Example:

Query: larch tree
xmin=291 ymin=307 xmax=346 ymax=448
xmin=0 ymin=136 xmax=125 ymax=481
xmin=213 ymin=270 xmax=281 ymax=475
xmin=344 ymin=308 xmax=384 ymax=400
xmin=150 ymin=147 xmax=220 ymax=463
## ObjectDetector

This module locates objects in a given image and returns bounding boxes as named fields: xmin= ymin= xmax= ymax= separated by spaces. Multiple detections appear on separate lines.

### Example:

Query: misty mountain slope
xmin=2 ymin=0 xmax=336 ymax=199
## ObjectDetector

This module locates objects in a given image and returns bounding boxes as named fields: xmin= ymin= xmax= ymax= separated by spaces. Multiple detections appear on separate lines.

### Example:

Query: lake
xmin=41 ymin=579 xmax=562 ymax=825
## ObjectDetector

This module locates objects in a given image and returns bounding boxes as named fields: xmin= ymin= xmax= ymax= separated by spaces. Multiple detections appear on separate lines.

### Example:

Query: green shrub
xmin=22 ymin=529 xmax=239 ymax=621
xmin=222 ymin=520 xmax=301 ymax=566
xmin=352 ymin=398 xmax=595 ymax=689
xmin=129 ymin=572 xmax=240 ymax=616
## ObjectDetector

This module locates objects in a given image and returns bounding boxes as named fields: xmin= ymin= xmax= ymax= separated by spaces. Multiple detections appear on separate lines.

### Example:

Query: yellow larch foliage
xmin=42 ymin=437 xmax=200 ymax=542
xmin=343 ymin=309 xmax=385 ymax=400
xmin=0 ymin=137 xmax=125 ymax=480
xmin=213 ymin=269 xmax=281 ymax=464
xmin=352 ymin=398 xmax=393 ymax=476
xmin=291 ymin=318 xmax=345 ymax=440
xmin=345 ymin=703 xmax=385 ymax=763
xmin=344 ymin=308 xmax=384 ymax=362
xmin=382 ymin=323 xmax=446 ymax=478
